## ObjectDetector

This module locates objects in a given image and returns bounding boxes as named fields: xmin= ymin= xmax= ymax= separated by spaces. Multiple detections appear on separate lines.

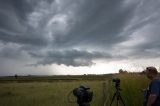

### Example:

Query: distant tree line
xmin=119 ymin=69 xmax=128 ymax=74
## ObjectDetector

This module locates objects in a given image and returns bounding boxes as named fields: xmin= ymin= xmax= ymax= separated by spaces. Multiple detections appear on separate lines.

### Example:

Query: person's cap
xmin=146 ymin=66 xmax=158 ymax=74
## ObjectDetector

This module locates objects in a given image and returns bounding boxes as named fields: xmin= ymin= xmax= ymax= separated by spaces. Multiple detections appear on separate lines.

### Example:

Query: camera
xmin=73 ymin=85 xmax=93 ymax=106
xmin=112 ymin=78 xmax=120 ymax=89
xmin=112 ymin=78 xmax=120 ymax=83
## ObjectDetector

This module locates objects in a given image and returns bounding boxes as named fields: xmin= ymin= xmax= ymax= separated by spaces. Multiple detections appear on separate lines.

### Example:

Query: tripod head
xmin=112 ymin=78 xmax=121 ymax=90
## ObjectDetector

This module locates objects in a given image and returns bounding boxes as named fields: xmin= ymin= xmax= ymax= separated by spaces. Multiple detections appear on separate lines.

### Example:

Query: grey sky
xmin=0 ymin=0 xmax=160 ymax=76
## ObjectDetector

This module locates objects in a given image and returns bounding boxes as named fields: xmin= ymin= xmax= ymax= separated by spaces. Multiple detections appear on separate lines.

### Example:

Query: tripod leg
xmin=117 ymin=98 xmax=119 ymax=106
xmin=119 ymin=95 xmax=125 ymax=106
xmin=117 ymin=95 xmax=121 ymax=106
xmin=110 ymin=93 xmax=116 ymax=106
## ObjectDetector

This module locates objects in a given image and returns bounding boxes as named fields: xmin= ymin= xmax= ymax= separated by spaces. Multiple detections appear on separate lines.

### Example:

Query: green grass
xmin=113 ymin=74 xmax=150 ymax=106
xmin=0 ymin=81 xmax=107 ymax=106
xmin=0 ymin=74 xmax=150 ymax=106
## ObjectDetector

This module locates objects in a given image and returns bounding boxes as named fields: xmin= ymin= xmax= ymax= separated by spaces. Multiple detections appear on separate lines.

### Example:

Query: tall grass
xmin=0 ymin=81 xmax=107 ymax=106
xmin=0 ymin=74 xmax=150 ymax=106
xmin=111 ymin=74 xmax=150 ymax=106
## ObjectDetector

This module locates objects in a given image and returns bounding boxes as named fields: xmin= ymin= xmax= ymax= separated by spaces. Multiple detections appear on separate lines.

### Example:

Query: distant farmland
xmin=0 ymin=74 xmax=112 ymax=82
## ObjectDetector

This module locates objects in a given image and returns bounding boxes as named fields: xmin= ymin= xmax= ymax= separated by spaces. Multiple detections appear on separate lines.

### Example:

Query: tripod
xmin=110 ymin=86 xmax=125 ymax=106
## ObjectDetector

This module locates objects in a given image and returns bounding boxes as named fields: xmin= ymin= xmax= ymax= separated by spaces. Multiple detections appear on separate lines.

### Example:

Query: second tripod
xmin=110 ymin=78 xmax=125 ymax=106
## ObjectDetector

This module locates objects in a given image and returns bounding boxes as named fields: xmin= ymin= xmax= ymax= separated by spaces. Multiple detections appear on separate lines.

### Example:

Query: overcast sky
xmin=0 ymin=0 xmax=160 ymax=76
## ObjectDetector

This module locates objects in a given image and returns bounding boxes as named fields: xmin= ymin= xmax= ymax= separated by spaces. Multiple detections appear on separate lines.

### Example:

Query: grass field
xmin=0 ymin=74 xmax=149 ymax=106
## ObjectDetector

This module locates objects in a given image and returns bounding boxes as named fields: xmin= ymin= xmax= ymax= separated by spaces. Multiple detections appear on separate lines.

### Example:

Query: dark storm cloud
xmin=0 ymin=0 xmax=160 ymax=70
xmin=125 ymin=25 xmax=160 ymax=59
xmin=0 ymin=29 xmax=47 ymax=46
xmin=121 ymin=0 xmax=160 ymax=59
xmin=0 ymin=44 xmax=22 ymax=59
xmin=123 ymin=0 xmax=160 ymax=35
xmin=53 ymin=0 xmax=139 ymax=47
xmin=112 ymin=0 xmax=160 ymax=60
xmin=29 ymin=49 xmax=125 ymax=66
xmin=0 ymin=0 xmax=34 ymax=31
xmin=0 ymin=0 xmax=50 ymax=46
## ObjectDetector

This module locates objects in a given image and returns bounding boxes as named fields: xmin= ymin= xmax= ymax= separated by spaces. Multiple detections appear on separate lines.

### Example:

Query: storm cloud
xmin=0 ymin=0 xmax=160 ymax=75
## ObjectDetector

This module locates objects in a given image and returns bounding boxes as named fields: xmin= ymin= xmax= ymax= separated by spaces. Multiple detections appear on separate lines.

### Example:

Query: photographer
xmin=145 ymin=67 xmax=160 ymax=106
